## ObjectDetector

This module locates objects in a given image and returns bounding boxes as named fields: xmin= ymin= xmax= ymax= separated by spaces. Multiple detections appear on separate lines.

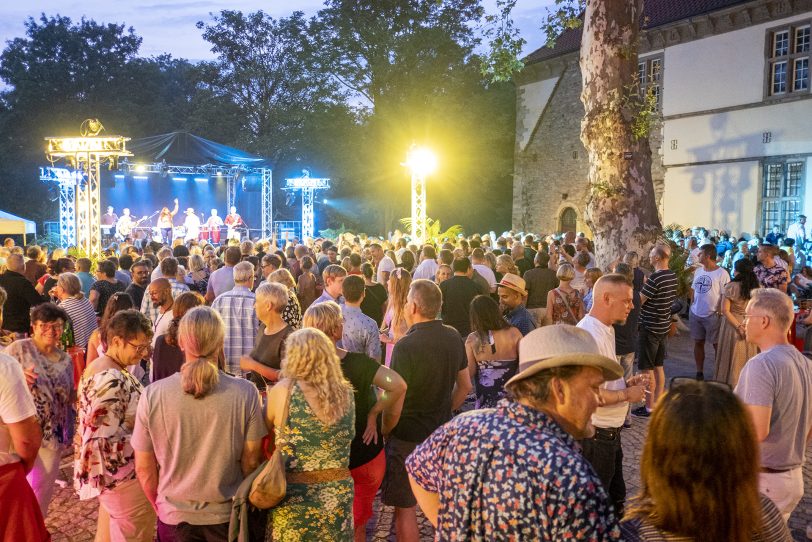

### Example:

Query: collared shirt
xmin=341 ymin=305 xmax=382 ymax=361
xmin=754 ymin=263 xmax=788 ymax=290
xmin=406 ymin=400 xmax=621 ymax=541
xmin=505 ymin=305 xmax=536 ymax=336
xmin=211 ymin=286 xmax=258 ymax=375
xmin=313 ymin=290 xmax=343 ymax=306
xmin=140 ymin=279 xmax=190 ymax=325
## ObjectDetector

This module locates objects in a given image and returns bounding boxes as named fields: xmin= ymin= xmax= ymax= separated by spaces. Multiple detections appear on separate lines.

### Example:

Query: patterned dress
xmin=267 ymin=384 xmax=354 ymax=541
xmin=73 ymin=365 xmax=143 ymax=500
xmin=549 ymin=287 xmax=584 ymax=325
xmin=4 ymin=339 xmax=74 ymax=448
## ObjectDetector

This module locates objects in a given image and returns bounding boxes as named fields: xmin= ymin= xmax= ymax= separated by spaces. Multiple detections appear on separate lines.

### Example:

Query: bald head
xmin=148 ymin=278 xmax=172 ymax=308
xmin=6 ymin=253 xmax=24 ymax=273
xmin=590 ymin=274 xmax=633 ymax=326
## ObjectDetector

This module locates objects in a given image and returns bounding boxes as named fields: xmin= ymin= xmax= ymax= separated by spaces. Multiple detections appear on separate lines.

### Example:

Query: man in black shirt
xmin=383 ymin=279 xmax=472 ymax=542
xmin=523 ymin=251 xmax=558 ymax=326
xmin=0 ymin=254 xmax=46 ymax=333
xmin=439 ymin=258 xmax=480 ymax=337
xmin=125 ymin=260 xmax=151 ymax=310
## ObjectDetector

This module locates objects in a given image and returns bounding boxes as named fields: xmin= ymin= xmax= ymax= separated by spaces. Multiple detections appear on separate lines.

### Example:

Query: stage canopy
xmin=0 ymin=210 xmax=37 ymax=235
xmin=127 ymin=132 xmax=271 ymax=168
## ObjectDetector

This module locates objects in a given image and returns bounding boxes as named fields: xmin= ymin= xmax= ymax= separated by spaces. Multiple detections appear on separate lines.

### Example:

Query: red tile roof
xmin=525 ymin=0 xmax=753 ymax=64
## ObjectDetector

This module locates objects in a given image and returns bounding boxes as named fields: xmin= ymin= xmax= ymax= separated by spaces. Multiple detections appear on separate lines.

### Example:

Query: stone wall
xmin=513 ymin=60 xmax=666 ymax=235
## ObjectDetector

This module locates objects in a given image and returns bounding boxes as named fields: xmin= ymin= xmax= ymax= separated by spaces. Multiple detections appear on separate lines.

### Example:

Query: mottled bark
xmin=580 ymin=0 xmax=662 ymax=268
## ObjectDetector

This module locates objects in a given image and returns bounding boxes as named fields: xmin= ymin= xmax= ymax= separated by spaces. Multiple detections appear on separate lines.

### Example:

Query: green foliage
xmin=541 ymin=0 xmax=586 ymax=48
xmin=662 ymin=224 xmax=694 ymax=297
xmin=481 ymin=0 xmax=526 ymax=82
xmin=319 ymin=224 xmax=350 ymax=240
xmin=399 ymin=217 xmax=464 ymax=245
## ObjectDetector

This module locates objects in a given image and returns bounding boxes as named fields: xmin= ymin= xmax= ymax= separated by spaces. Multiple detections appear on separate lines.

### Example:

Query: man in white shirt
xmin=576 ymin=274 xmax=646 ymax=514
xmin=689 ymin=244 xmax=730 ymax=380
xmin=147 ymin=279 xmax=174 ymax=348
xmin=370 ymin=243 xmax=395 ymax=287
xmin=183 ymin=208 xmax=201 ymax=242
xmin=412 ymin=246 xmax=439 ymax=280
xmin=471 ymin=248 xmax=496 ymax=292
xmin=785 ymin=214 xmax=807 ymax=250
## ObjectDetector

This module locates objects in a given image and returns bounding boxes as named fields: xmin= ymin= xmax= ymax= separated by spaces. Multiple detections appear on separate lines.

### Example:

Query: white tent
xmin=0 ymin=210 xmax=37 ymax=244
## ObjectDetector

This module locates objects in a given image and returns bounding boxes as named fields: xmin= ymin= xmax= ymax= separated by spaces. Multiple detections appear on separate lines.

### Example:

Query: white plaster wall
xmin=663 ymin=13 xmax=812 ymax=117
xmin=806 ymin=156 xmax=812 ymax=218
xmin=662 ymin=99 xmax=812 ymax=166
xmin=662 ymin=162 xmax=760 ymax=234
xmin=516 ymin=77 xmax=559 ymax=151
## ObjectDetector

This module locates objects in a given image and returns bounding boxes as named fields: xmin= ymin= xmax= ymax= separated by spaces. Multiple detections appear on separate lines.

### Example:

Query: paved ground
xmin=45 ymin=329 xmax=812 ymax=541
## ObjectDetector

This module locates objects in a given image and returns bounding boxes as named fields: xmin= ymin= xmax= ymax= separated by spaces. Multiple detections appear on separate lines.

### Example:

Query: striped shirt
xmin=140 ymin=279 xmax=190 ymax=325
xmin=59 ymin=297 xmax=99 ymax=348
xmin=212 ymin=286 xmax=258 ymax=376
xmin=639 ymin=269 xmax=678 ymax=335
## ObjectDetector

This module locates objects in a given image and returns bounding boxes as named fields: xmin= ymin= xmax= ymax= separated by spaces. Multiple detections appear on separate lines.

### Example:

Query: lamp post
xmin=404 ymin=145 xmax=437 ymax=244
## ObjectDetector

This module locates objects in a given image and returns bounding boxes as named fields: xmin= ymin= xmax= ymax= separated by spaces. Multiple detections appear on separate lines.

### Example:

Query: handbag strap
xmin=554 ymin=288 xmax=578 ymax=323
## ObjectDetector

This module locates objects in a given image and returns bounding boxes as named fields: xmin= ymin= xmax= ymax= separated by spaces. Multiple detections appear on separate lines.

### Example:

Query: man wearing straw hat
xmin=405 ymin=325 xmax=623 ymax=540
xmin=183 ymin=208 xmax=201 ymax=242
xmin=498 ymin=273 xmax=536 ymax=336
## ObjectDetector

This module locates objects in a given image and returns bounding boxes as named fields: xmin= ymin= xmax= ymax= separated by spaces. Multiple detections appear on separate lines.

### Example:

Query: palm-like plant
xmin=399 ymin=217 xmax=464 ymax=245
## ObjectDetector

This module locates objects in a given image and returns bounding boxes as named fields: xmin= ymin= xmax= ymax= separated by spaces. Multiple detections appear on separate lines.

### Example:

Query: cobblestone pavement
xmin=46 ymin=330 xmax=812 ymax=541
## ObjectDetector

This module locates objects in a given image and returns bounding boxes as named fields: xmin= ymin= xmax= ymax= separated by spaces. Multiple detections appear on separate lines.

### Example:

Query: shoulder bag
xmin=554 ymin=288 xmax=579 ymax=324
xmin=249 ymin=379 xmax=296 ymax=509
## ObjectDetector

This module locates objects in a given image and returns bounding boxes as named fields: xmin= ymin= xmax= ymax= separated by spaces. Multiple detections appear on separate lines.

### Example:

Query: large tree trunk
xmin=580 ymin=0 xmax=662 ymax=268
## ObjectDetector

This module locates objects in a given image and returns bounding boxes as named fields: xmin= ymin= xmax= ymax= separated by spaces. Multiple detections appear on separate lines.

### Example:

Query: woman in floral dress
xmin=544 ymin=263 xmax=585 ymax=325
xmin=465 ymin=295 xmax=521 ymax=408
xmin=5 ymin=303 xmax=74 ymax=518
xmin=264 ymin=328 xmax=355 ymax=541
xmin=74 ymin=310 xmax=155 ymax=541
xmin=269 ymin=268 xmax=302 ymax=329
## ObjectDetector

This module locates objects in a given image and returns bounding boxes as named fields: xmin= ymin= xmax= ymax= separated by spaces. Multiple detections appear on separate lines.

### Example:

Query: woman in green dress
xmin=264 ymin=328 xmax=355 ymax=541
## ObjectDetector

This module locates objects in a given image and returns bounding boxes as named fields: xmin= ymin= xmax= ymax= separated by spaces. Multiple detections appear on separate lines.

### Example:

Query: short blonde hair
xmin=303 ymin=301 xmax=342 ymax=340
xmin=557 ymin=263 xmax=575 ymax=281
xmin=178 ymin=307 xmax=225 ymax=399
xmin=281 ymin=328 xmax=353 ymax=425
xmin=188 ymin=254 xmax=205 ymax=273
xmin=269 ymin=268 xmax=296 ymax=291
xmin=747 ymin=288 xmax=793 ymax=332
xmin=57 ymin=272 xmax=83 ymax=298
xmin=256 ymin=282 xmax=288 ymax=313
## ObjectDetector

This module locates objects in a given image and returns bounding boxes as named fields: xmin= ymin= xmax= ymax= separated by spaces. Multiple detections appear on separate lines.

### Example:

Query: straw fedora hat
xmin=497 ymin=273 xmax=528 ymax=296
xmin=506 ymin=325 xmax=623 ymax=385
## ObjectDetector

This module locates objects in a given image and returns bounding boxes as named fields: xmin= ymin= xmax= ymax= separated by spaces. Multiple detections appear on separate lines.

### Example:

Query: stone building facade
xmin=514 ymin=0 xmax=812 ymax=236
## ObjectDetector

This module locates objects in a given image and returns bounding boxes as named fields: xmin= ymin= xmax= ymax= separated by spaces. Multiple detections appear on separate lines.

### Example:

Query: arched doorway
xmin=559 ymin=207 xmax=577 ymax=233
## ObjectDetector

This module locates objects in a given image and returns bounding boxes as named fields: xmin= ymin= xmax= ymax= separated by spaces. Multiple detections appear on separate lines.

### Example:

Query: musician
xmin=224 ymin=206 xmax=244 ymax=241
xmin=206 ymin=209 xmax=224 ymax=245
xmin=115 ymin=208 xmax=134 ymax=239
xmin=101 ymin=206 xmax=118 ymax=243
xmin=157 ymin=199 xmax=179 ymax=244
xmin=183 ymin=208 xmax=201 ymax=242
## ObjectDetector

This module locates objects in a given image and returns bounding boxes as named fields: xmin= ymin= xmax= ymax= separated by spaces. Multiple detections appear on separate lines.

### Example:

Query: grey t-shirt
xmin=132 ymin=372 xmax=267 ymax=524
xmin=735 ymin=344 xmax=812 ymax=470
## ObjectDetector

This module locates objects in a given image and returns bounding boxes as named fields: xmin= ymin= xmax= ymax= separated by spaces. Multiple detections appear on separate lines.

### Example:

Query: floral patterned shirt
xmin=73 ymin=364 xmax=143 ymax=500
xmin=4 ymin=339 xmax=74 ymax=448
xmin=754 ymin=263 xmax=789 ymax=290
xmin=406 ymin=400 xmax=621 ymax=541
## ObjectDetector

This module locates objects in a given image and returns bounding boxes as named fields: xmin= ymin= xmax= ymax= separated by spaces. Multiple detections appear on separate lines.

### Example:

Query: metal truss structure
xmin=261 ymin=168 xmax=273 ymax=239
xmin=411 ymin=171 xmax=427 ymax=244
xmin=283 ymin=175 xmax=330 ymax=239
xmin=40 ymin=167 xmax=79 ymax=249
xmin=45 ymin=123 xmax=132 ymax=255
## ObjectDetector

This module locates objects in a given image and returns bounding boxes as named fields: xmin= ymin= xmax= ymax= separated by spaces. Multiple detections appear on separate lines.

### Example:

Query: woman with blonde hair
xmin=303 ymin=302 xmax=407 ymax=541
xmin=381 ymin=267 xmax=411 ymax=367
xmin=495 ymin=254 xmax=518 ymax=283
xmin=269 ymin=268 xmax=302 ymax=329
xmin=264 ymin=328 xmax=355 ymax=541
xmin=131 ymin=306 xmax=266 ymax=540
xmin=185 ymin=253 xmax=210 ymax=294
xmin=621 ymin=381 xmax=790 ymax=541
xmin=544 ymin=263 xmax=585 ymax=325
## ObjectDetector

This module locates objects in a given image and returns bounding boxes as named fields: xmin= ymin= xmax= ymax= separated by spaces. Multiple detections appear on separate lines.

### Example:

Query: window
xmin=638 ymin=55 xmax=663 ymax=109
xmin=767 ymin=23 xmax=811 ymax=97
xmin=761 ymin=161 xmax=806 ymax=235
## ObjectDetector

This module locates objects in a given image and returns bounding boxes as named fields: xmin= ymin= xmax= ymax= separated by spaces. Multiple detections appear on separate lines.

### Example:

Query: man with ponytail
xmin=132 ymin=306 xmax=266 ymax=540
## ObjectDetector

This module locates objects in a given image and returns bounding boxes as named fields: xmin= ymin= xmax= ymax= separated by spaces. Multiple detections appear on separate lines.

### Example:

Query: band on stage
xmin=100 ymin=203 xmax=247 ymax=246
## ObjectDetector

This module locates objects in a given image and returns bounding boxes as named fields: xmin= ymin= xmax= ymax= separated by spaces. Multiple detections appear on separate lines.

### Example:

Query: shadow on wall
xmin=685 ymin=112 xmax=779 ymax=236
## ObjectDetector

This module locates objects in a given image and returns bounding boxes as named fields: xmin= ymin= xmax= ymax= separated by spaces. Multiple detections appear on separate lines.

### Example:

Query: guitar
xmin=117 ymin=216 xmax=149 ymax=238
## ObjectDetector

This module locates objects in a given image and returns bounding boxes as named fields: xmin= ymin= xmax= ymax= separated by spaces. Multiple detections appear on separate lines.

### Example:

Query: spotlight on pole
xmin=403 ymin=145 xmax=437 ymax=244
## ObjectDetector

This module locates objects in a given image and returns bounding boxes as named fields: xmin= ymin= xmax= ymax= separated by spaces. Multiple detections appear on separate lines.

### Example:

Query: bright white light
xmin=194 ymin=177 xmax=208 ymax=182
xmin=133 ymin=175 xmax=149 ymax=180
xmin=405 ymin=147 xmax=437 ymax=177
xmin=172 ymin=177 xmax=186 ymax=181
xmin=134 ymin=164 xmax=146 ymax=173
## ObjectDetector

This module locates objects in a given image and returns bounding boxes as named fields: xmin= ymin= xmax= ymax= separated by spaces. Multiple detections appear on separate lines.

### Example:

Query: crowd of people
xmin=0 ymin=219 xmax=809 ymax=542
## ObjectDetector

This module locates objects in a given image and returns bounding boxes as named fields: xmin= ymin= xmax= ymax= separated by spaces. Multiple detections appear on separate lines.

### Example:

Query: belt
xmin=287 ymin=467 xmax=350 ymax=484
xmin=760 ymin=466 xmax=795 ymax=474
xmin=593 ymin=427 xmax=622 ymax=441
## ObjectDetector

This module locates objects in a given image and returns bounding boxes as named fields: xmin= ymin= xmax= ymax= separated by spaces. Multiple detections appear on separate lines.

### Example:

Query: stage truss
xmin=39 ymin=168 xmax=79 ymax=249
xmin=44 ymin=121 xmax=132 ymax=256
xmin=283 ymin=174 xmax=330 ymax=239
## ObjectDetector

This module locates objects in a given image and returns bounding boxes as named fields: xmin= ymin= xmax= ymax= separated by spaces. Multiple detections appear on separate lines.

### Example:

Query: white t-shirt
xmin=376 ymin=256 xmax=396 ymax=285
xmin=473 ymin=264 xmax=497 ymax=290
xmin=0 ymin=352 xmax=37 ymax=467
xmin=690 ymin=266 xmax=730 ymax=318
xmin=152 ymin=309 xmax=174 ymax=347
xmin=577 ymin=315 xmax=627 ymax=428
xmin=412 ymin=259 xmax=439 ymax=281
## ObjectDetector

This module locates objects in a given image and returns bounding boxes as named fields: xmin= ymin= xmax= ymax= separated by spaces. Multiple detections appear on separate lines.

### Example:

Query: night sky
xmin=1 ymin=1 xmax=550 ymax=62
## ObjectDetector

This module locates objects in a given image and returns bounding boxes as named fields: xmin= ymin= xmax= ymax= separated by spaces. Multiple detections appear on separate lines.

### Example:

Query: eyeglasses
xmin=126 ymin=340 xmax=151 ymax=353
xmin=35 ymin=322 xmax=64 ymax=334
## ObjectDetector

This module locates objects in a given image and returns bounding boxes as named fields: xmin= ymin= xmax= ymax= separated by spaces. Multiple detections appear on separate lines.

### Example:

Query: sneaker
xmin=696 ymin=372 xmax=705 ymax=381
xmin=631 ymin=406 xmax=650 ymax=418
